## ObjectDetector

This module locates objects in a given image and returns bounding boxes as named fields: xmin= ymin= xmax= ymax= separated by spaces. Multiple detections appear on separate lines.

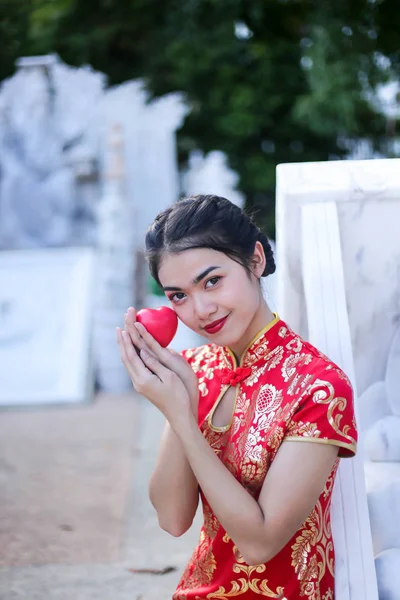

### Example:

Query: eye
xmin=168 ymin=292 xmax=186 ymax=304
xmin=205 ymin=276 xmax=221 ymax=289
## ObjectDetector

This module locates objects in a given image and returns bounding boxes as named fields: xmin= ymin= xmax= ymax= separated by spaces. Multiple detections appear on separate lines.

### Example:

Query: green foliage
xmin=0 ymin=0 xmax=31 ymax=80
xmin=2 ymin=0 xmax=399 ymax=235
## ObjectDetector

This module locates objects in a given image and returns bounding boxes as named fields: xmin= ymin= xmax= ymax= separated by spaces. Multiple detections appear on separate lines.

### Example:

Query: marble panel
xmin=365 ymin=416 xmax=400 ymax=461
xmin=299 ymin=199 xmax=376 ymax=600
xmin=385 ymin=325 xmax=400 ymax=416
xmin=0 ymin=248 xmax=96 ymax=405
xmin=358 ymin=381 xmax=391 ymax=433
xmin=274 ymin=159 xmax=400 ymax=600
xmin=368 ymin=479 xmax=400 ymax=554
xmin=276 ymin=158 xmax=400 ymax=397
xmin=375 ymin=549 xmax=400 ymax=600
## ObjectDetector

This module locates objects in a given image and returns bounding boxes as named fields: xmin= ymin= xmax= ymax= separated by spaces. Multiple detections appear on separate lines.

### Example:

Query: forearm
xmin=149 ymin=419 xmax=199 ymax=536
xmin=172 ymin=410 xmax=267 ymax=564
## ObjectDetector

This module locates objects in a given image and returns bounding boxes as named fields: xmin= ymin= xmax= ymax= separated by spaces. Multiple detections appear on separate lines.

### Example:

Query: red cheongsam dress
xmin=174 ymin=314 xmax=357 ymax=600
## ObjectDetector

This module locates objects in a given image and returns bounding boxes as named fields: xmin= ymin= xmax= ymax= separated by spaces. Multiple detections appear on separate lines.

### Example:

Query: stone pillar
xmin=92 ymin=124 xmax=136 ymax=392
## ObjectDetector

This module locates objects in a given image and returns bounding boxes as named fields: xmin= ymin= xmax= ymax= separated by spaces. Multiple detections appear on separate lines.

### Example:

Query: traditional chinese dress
xmin=174 ymin=314 xmax=357 ymax=600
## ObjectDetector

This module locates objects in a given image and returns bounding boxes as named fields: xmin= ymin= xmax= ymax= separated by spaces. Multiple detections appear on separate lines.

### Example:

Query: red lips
xmin=204 ymin=315 xmax=229 ymax=334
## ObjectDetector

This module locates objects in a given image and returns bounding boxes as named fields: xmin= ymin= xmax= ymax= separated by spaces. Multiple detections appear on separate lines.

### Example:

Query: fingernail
xmin=141 ymin=349 xmax=149 ymax=358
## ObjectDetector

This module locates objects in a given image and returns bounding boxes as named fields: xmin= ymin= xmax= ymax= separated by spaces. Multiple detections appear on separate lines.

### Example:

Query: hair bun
xmin=258 ymin=232 xmax=276 ymax=276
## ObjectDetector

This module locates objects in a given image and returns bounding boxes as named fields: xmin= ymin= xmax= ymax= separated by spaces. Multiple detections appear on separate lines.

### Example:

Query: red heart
xmin=136 ymin=306 xmax=178 ymax=348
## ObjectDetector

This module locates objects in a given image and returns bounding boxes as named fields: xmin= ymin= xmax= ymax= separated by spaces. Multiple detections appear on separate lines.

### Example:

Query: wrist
xmin=190 ymin=391 xmax=199 ymax=417
xmin=169 ymin=402 xmax=197 ymax=434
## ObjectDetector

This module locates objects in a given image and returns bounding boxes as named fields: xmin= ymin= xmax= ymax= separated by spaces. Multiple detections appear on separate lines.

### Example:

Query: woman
xmin=116 ymin=194 xmax=357 ymax=599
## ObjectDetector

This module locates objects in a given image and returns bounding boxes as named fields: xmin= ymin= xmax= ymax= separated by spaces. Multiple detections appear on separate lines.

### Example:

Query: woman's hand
xmin=124 ymin=307 xmax=199 ymax=416
xmin=116 ymin=326 xmax=191 ymax=423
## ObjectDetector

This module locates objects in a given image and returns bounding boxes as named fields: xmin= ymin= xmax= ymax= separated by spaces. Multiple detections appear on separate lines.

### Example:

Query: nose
xmin=192 ymin=293 xmax=218 ymax=321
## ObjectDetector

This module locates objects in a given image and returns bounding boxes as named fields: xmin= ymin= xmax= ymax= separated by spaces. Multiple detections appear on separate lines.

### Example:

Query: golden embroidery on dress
xmin=196 ymin=352 xmax=227 ymax=397
xmin=291 ymin=493 xmax=335 ymax=598
xmin=281 ymin=354 xmax=313 ymax=389
xmin=177 ymin=503 xmax=219 ymax=593
xmin=268 ymin=425 xmax=285 ymax=451
xmin=235 ymin=384 xmax=288 ymax=493
xmin=203 ymin=426 xmax=229 ymax=458
xmin=286 ymin=421 xmax=321 ymax=438
xmin=287 ymin=372 xmax=315 ymax=396
xmin=322 ymin=462 xmax=338 ymax=500
xmin=255 ymin=384 xmax=284 ymax=421
xmin=308 ymin=379 xmax=357 ymax=448
xmin=205 ymin=546 xmax=287 ymax=599
xmin=286 ymin=337 xmax=303 ymax=353
xmin=230 ymin=390 xmax=251 ymax=436
xmin=246 ymin=347 xmax=285 ymax=386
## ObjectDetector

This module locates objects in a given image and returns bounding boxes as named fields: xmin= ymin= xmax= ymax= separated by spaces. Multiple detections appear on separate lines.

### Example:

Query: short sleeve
xmin=284 ymin=370 xmax=358 ymax=458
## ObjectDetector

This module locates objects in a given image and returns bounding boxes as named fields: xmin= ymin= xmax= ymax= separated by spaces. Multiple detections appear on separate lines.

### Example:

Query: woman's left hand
xmin=116 ymin=327 xmax=191 ymax=423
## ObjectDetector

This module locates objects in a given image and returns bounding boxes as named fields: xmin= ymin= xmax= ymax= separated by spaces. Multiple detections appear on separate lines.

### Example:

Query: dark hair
xmin=145 ymin=194 xmax=276 ymax=285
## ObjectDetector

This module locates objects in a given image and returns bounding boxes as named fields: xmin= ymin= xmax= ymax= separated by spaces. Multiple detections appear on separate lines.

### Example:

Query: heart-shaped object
xmin=136 ymin=306 xmax=178 ymax=348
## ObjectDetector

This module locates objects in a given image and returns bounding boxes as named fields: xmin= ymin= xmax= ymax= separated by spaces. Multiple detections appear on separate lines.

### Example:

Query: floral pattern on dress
xmin=176 ymin=316 xmax=357 ymax=599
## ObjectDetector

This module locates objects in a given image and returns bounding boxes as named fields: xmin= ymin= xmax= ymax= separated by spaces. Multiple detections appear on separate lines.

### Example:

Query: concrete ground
xmin=0 ymin=392 xmax=202 ymax=600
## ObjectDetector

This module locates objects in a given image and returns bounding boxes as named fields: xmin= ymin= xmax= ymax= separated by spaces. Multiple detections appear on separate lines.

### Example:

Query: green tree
xmin=3 ymin=0 xmax=399 ymax=234
xmin=0 ymin=0 xmax=32 ymax=81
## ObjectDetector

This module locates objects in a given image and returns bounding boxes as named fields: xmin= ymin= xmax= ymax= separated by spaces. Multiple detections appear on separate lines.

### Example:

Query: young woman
xmin=116 ymin=194 xmax=357 ymax=600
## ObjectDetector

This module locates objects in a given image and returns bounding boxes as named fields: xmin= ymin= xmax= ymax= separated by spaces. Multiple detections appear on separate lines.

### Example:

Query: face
xmin=158 ymin=244 xmax=267 ymax=353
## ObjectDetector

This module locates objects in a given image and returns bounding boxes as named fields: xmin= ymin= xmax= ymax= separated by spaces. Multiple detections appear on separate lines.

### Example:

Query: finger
xmin=120 ymin=329 xmax=152 ymax=381
xmin=140 ymin=349 xmax=171 ymax=382
xmin=167 ymin=348 xmax=181 ymax=358
xmin=122 ymin=329 xmax=143 ymax=367
xmin=134 ymin=324 xmax=195 ymax=391
xmin=125 ymin=308 xmax=140 ymax=344
xmin=134 ymin=321 xmax=166 ymax=356
xmin=126 ymin=306 xmax=137 ymax=326
xmin=116 ymin=328 xmax=131 ymax=373
xmin=125 ymin=309 xmax=156 ymax=357
xmin=117 ymin=328 xmax=139 ymax=377
xmin=117 ymin=328 xmax=159 ymax=399
xmin=123 ymin=308 xmax=134 ymax=331
xmin=135 ymin=325 xmax=194 ymax=385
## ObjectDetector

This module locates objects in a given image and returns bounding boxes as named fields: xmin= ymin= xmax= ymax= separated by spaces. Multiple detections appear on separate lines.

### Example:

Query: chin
xmin=216 ymin=331 xmax=241 ymax=348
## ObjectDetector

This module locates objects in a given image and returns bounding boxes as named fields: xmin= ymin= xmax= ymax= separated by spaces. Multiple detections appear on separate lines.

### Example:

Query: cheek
xmin=231 ymin=279 xmax=260 ymax=316
xmin=173 ymin=302 xmax=194 ymax=328
xmin=225 ymin=275 xmax=254 ymax=302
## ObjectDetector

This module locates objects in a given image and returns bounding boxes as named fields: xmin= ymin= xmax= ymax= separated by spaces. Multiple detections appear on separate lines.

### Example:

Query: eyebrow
xmin=163 ymin=266 xmax=220 ymax=292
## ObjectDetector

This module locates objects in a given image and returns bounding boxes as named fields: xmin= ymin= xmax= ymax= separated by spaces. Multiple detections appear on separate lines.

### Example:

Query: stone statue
xmin=0 ymin=54 xmax=103 ymax=249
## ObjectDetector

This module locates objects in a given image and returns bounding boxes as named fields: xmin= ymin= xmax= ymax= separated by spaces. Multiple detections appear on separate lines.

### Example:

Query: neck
xmin=229 ymin=298 xmax=275 ymax=363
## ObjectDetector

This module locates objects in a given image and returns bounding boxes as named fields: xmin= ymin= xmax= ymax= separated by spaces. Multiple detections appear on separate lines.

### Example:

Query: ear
xmin=251 ymin=241 xmax=266 ymax=279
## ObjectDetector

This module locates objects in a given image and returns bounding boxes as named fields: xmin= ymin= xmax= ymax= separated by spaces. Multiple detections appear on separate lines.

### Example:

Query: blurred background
xmin=1 ymin=0 xmax=400 ymax=235
xmin=0 ymin=1 xmax=399 ymax=599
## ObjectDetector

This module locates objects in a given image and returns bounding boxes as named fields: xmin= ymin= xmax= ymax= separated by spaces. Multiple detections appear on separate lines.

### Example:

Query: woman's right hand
xmin=124 ymin=307 xmax=199 ymax=415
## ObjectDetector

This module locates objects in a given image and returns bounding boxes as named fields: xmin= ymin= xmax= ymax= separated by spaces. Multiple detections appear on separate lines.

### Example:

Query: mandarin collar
xmin=221 ymin=313 xmax=284 ymax=369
